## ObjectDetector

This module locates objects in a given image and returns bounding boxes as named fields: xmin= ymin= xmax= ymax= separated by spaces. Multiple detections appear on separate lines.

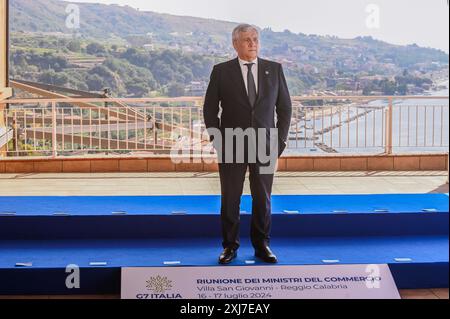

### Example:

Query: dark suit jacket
xmin=203 ymin=57 xmax=292 ymax=163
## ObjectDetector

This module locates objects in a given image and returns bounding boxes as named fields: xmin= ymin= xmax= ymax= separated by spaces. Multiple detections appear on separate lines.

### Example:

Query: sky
xmin=71 ymin=0 xmax=449 ymax=53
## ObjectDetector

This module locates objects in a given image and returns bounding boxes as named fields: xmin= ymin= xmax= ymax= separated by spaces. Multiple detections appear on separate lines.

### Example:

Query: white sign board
xmin=121 ymin=264 xmax=400 ymax=299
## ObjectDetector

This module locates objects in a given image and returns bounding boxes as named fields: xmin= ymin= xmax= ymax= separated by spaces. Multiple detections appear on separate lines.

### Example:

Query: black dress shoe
xmin=255 ymin=246 xmax=278 ymax=263
xmin=219 ymin=247 xmax=237 ymax=264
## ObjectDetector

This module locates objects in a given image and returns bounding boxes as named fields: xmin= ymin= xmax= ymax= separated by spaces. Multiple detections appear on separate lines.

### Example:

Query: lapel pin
xmin=265 ymin=71 xmax=270 ymax=75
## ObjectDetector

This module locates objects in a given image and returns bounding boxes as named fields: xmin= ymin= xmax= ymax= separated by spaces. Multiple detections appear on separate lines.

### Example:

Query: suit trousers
xmin=218 ymin=162 xmax=275 ymax=251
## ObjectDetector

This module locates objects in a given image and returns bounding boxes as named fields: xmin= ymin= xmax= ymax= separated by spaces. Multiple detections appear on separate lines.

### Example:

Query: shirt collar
xmin=238 ymin=57 xmax=258 ymax=67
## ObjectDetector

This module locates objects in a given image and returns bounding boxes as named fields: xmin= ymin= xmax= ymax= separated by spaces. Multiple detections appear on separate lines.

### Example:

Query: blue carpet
xmin=0 ymin=236 xmax=447 ymax=268
xmin=0 ymin=193 xmax=448 ymax=216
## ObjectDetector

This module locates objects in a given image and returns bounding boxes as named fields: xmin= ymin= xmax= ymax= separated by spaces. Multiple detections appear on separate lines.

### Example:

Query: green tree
xmin=167 ymin=82 xmax=185 ymax=97
xmin=397 ymin=84 xmax=408 ymax=95
xmin=86 ymin=74 xmax=105 ymax=91
xmin=67 ymin=40 xmax=82 ymax=52
xmin=86 ymin=42 xmax=106 ymax=56
xmin=38 ymin=70 xmax=69 ymax=86
xmin=128 ymin=82 xmax=149 ymax=97
xmin=362 ymin=86 xmax=372 ymax=96
xmin=380 ymin=80 xmax=396 ymax=95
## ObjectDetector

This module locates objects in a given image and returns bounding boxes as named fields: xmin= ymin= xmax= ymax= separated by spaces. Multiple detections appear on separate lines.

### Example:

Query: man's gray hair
xmin=232 ymin=24 xmax=259 ymax=42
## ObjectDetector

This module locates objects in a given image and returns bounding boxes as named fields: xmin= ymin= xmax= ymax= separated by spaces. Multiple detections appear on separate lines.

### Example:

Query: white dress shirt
xmin=238 ymin=57 xmax=258 ymax=95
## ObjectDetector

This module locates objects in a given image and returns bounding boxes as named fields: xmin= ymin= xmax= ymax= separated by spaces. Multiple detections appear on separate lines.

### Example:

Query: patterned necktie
xmin=245 ymin=63 xmax=257 ymax=107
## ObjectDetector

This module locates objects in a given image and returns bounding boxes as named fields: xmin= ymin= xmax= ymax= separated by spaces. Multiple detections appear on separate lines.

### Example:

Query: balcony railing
xmin=0 ymin=96 xmax=448 ymax=159
xmin=0 ymin=126 xmax=13 ymax=149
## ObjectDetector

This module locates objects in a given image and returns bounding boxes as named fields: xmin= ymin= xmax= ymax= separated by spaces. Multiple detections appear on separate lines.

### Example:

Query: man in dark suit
xmin=203 ymin=24 xmax=292 ymax=264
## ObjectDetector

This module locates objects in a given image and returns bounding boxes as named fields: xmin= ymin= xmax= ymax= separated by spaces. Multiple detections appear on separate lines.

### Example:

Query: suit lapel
xmin=255 ymin=58 xmax=266 ymax=107
xmin=231 ymin=58 xmax=252 ymax=110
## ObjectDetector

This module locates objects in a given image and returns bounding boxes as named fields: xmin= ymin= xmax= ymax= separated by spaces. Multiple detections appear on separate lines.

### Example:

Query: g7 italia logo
xmin=146 ymin=275 xmax=173 ymax=293
xmin=136 ymin=275 xmax=182 ymax=299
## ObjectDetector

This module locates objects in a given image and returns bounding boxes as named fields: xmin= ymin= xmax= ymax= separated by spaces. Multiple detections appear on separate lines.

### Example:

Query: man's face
xmin=233 ymin=29 xmax=260 ymax=62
